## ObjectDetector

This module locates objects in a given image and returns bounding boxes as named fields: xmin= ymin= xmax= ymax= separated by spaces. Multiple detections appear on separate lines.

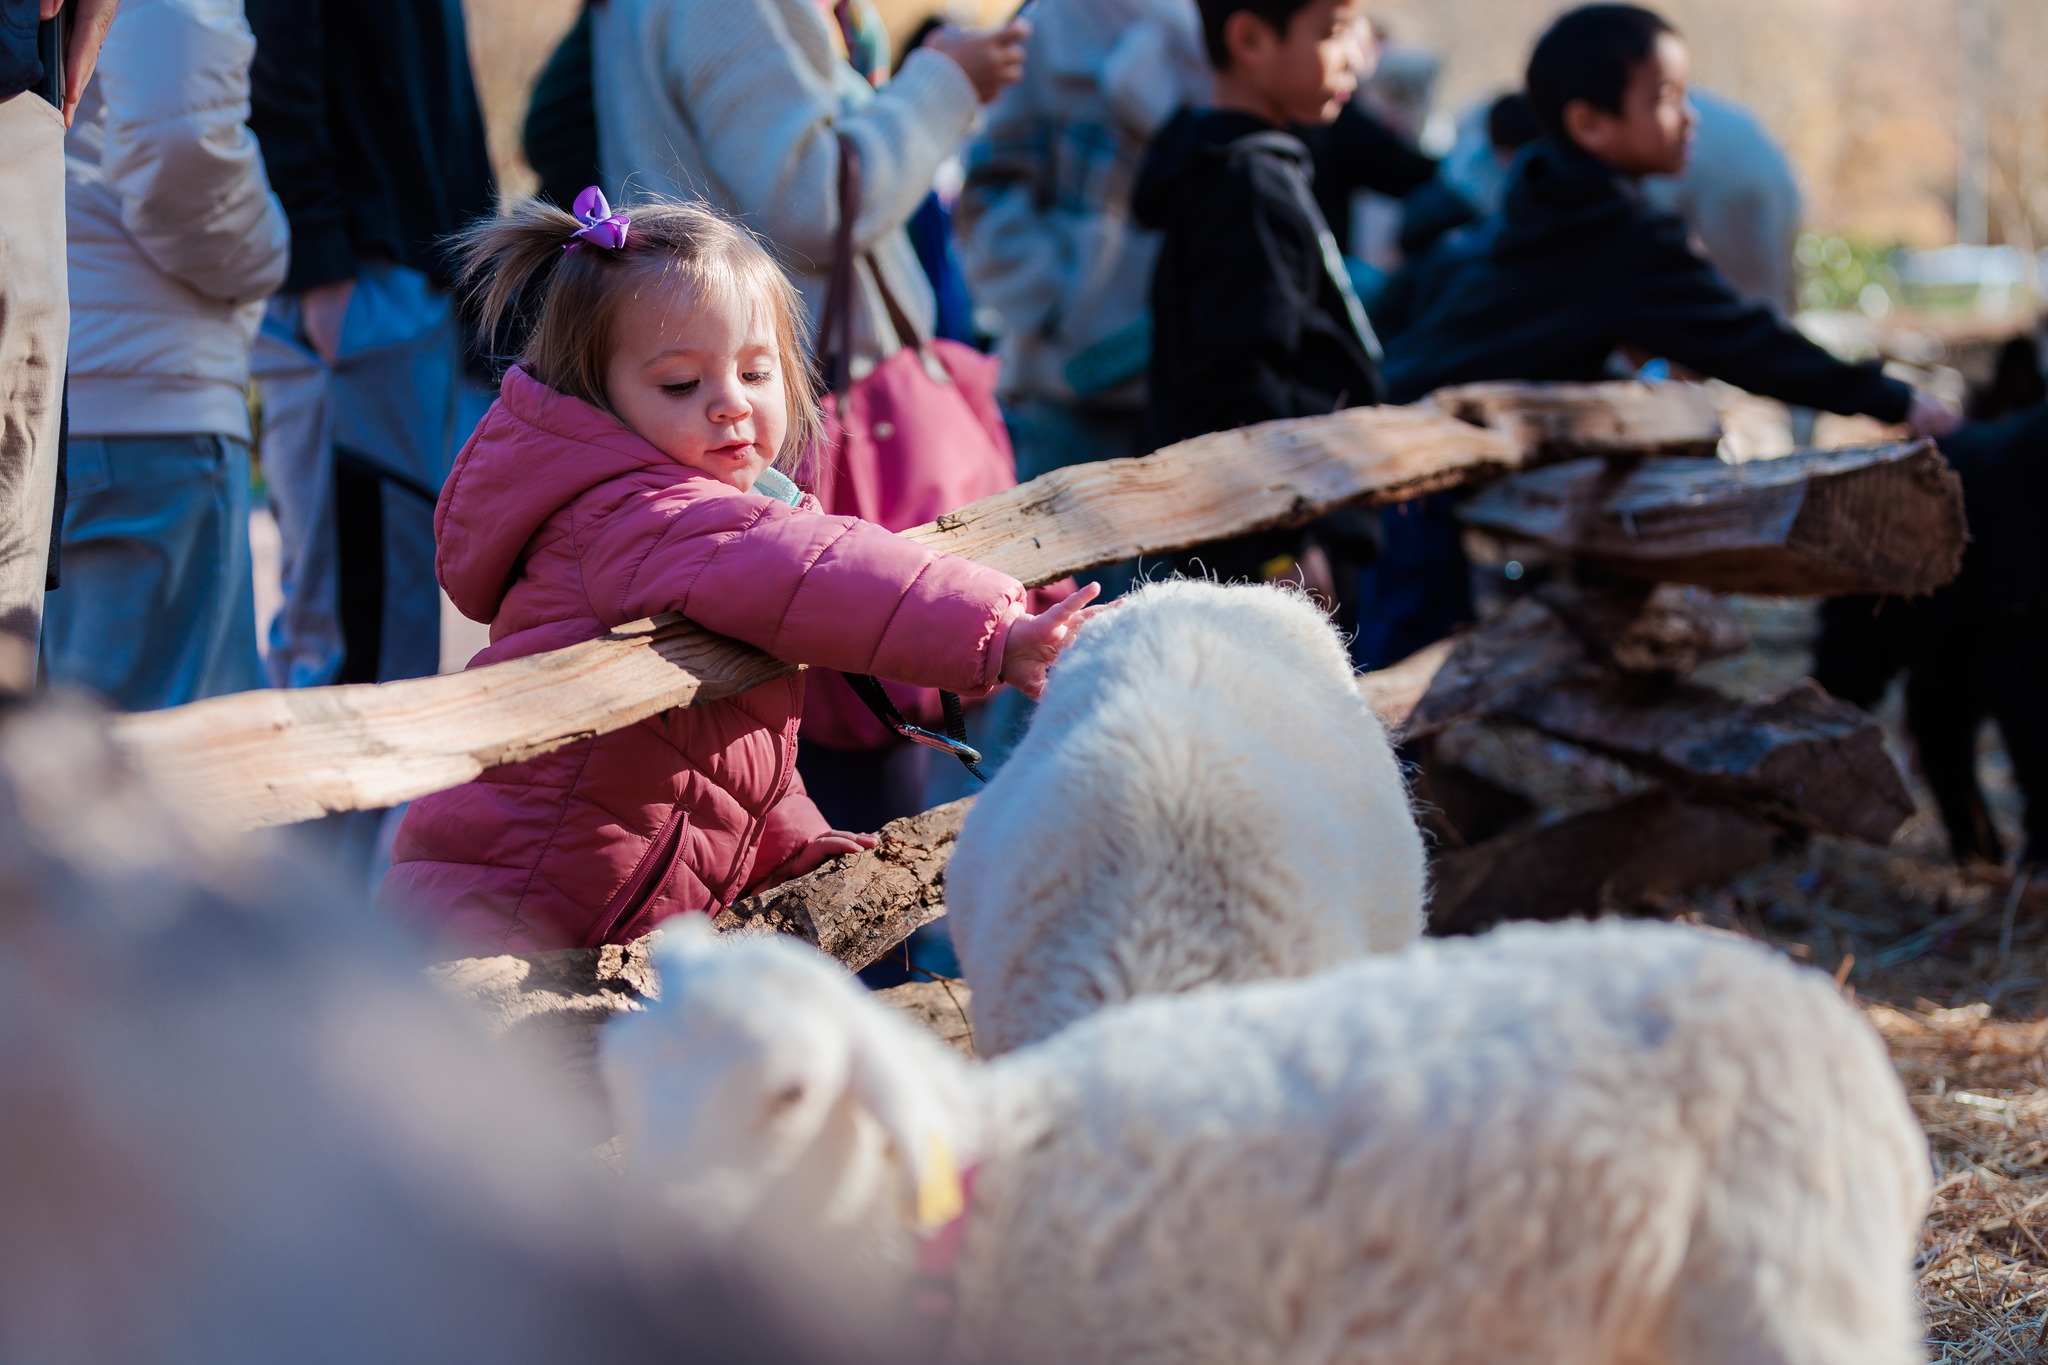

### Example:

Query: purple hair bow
xmin=565 ymin=186 xmax=630 ymax=252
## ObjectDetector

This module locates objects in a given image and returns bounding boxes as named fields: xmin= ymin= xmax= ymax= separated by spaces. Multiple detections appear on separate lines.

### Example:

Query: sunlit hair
xmin=453 ymin=195 xmax=822 ymax=475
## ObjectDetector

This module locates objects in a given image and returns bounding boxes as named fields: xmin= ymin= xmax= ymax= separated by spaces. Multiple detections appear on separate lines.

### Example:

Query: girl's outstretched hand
xmin=999 ymin=582 xmax=1104 ymax=700
xmin=782 ymin=830 xmax=878 ymax=881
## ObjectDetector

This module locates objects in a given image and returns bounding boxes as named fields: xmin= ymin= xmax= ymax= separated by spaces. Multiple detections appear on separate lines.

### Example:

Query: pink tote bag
xmin=801 ymin=134 xmax=1020 ymax=750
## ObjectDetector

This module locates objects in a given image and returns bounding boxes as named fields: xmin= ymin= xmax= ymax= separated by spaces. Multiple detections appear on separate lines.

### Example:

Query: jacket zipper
xmin=586 ymin=806 xmax=688 ymax=948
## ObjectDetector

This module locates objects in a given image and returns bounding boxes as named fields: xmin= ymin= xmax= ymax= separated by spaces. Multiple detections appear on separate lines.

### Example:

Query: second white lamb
xmin=946 ymin=579 xmax=1427 ymax=1055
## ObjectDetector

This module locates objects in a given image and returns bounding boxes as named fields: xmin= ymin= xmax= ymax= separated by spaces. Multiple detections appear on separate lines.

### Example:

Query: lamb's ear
xmin=838 ymin=998 xmax=965 ymax=1229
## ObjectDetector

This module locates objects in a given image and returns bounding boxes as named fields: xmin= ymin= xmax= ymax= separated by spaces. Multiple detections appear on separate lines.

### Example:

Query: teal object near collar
xmin=754 ymin=468 xmax=803 ymax=506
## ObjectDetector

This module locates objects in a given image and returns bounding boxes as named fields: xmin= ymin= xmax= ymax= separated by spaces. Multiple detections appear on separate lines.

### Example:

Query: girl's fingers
xmin=1049 ymin=582 xmax=1101 ymax=620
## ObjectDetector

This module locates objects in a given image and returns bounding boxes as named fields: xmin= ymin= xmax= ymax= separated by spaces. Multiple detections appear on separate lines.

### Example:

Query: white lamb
xmin=605 ymin=921 xmax=1930 ymax=1365
xmin=946 ymin=579 xmax=1426 ymax=1055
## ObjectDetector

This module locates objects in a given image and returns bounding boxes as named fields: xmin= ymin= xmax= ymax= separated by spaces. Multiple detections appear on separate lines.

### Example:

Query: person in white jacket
xmin=953 ymin=0 xmax=1209 ymax=571
xmin=592 ymin=0 xmax=1023 ymax=386
xmin=45 ymin=0 xmax=288 ymax=708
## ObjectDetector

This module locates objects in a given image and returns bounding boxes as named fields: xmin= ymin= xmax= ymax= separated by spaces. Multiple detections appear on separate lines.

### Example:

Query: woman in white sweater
xmin=592 ymin=0 xmax=1022 ymax=380
xmin=49 ymin=0 xmax=289 ymax=709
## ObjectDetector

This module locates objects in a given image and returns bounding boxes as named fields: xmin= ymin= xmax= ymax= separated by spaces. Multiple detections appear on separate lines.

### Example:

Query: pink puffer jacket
xmin=380 ymin=368 xmax=1025 ymax=953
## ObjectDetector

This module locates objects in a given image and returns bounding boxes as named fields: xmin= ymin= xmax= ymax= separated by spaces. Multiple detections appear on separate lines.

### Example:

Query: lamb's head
xmin=601 ymin=923 xmax=973 ymax=1253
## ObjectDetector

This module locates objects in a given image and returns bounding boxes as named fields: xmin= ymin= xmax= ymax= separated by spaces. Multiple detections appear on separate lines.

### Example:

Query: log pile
xmin=1419 ymin=438 xmax=1958 ymax=932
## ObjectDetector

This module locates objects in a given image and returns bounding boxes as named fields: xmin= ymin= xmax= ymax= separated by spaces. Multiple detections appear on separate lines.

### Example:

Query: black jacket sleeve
xmin=1173 ymin=164 xmax=1328 ymax=436
xmin=1313 ymin=104 xmax=1439 ymax=199
xmin=1622 ymin=214 xmax=1911 ymax=421
xmin=247 ymin=0 xmax=355 ymax=293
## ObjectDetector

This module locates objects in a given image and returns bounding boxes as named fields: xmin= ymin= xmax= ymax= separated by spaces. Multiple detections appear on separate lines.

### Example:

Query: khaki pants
xmin=0 ymin=93 xmax=68 ymax=655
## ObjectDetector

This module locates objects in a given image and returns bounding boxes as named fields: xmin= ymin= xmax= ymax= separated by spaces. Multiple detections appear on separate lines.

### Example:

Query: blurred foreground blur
xmin=0 ymin=699 xmax=870 ymax=1365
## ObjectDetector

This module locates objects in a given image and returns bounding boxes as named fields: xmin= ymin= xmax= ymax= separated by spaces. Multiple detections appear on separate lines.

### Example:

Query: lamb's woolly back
xmin=947 ymin=580 xmax=1426 ymax=1054
xmin=958 ymin=920 xmax=1930 ymax=1364
xmin=600 ymin=920 xmax=1930 ymax=1364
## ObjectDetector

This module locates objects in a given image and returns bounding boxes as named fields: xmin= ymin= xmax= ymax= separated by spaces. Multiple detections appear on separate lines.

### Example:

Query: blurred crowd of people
xmin=0 ymin=0 xmax=2040 ymax=897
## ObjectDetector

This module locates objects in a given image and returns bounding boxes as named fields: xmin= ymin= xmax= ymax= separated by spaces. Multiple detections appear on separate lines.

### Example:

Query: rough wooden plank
xmin=1458 ymin=441 xmax=1966 ymax=596
xmin=1509 ymin=677 xmax=1917 ymax=844
xmin=1427 ymin=788 xmax=1777 ymax=936
xmin=713 ymin=798 xmax=969 ymax=970
xmin=1359 ymin=597 xmax=1597 ymax=742
xmin=898 ymin=404 xmax=1521 ymax=585
xmin=115 ymin=405 xmax=1520 ymax=830
xmin=111 ymin=615 xmax=795 ymax=830
xmin=1429 ymin=379 xmax=1723 ymax=460
xmin=1363 ymin=583 xmax=1752 ymax=741
xmin=1535 ymin=580 xmax=1751 ymax=675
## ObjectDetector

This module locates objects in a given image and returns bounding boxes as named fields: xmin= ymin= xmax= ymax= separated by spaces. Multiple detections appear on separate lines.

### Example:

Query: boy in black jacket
xmin=1134 ymin=0 xmax=1380 ymax=586
xmin=1381 ymin=4 xmax=1954 ymax=436
xmin=1355 ymin=4 xmax=1956 ymax=669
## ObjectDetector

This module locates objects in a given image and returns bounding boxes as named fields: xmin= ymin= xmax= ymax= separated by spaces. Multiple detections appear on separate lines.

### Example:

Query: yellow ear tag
xmin=916 ymin=1131 xmax=965 ymax=1229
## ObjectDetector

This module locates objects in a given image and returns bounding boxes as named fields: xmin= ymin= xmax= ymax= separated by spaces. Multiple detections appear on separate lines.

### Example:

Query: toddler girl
xmin=379 ymin=191 xmax=1097 ymax=953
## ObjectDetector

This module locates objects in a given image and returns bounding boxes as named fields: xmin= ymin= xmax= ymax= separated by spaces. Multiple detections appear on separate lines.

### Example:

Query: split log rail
xmin=97 ymin=382 xmax=1968 ymax=985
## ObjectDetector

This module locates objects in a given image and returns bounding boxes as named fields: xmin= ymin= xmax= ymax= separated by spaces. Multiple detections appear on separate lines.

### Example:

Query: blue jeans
xmin=253 ymin=261 xmax=489 ymax=688
xmin=42 ymin=434 xmax=263 ymax=709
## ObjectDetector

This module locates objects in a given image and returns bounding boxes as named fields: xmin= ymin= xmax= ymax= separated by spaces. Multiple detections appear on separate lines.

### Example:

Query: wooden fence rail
xmin=113 ymin=399 xmax=1555 ymax=829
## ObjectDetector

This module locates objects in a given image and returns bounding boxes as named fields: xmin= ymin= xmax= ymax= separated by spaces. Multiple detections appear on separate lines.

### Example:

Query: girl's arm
xmin=596 ymin=489 xmax=1028 ymax=696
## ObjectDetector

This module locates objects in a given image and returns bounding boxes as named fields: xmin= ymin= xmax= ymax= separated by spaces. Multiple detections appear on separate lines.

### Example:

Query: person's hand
xmin=925 ymin=19 xmax=1029 ymax=104
xmin=42 ymin=0 xmax=121 ymax=129
xmin=999 ymin=582 xmax=1103 ymax=700
xmin=781 ymin=830 xmax=877 ymax=881
xmin=300 ymin=278 xmax=356 ymax=366
xmin=1906 ymin=389 xmax=1963 ymax=439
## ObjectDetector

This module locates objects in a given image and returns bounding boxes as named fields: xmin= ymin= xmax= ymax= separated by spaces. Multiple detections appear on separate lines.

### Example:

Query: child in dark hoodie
xmin=1381 ymin=4 xmax=1956 ymax=435
xmin=1134 ymin=0 xmax=1379 ymax=587
xmin=1354 ymin=4 xmax=1959 ymax=669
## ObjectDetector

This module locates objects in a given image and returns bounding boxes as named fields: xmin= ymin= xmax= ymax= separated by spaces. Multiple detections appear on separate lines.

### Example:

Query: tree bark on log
xmin=1428 ymin=380 xmax=1723 ymax=460
xmin=1534 ymin=580 xmax=1750 ymax=675
xmin=1427 ymin=788 xmax=1777 ymax=936
xmin=1458 ymin=441 xmax=1966 ymax=596
xmin=713 ymin=798 xmax=970 ymax=970
xmin=1359 ymin=598 xmax=1597 ymax=742
xmin=1361 ymin=583 xmax=1748 ymax=741
xmin=1508 ymin=677 xmax=1917 ymax=844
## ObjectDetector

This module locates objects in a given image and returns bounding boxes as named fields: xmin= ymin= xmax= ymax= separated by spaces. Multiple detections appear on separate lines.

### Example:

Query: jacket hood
xmin=1493 ymin=138 xmax=1642 ymax=259
xmin=436 ymin=366 xmax=708 ymax=623
xmin=1133 ymin=107 xmax=1307 ymax=229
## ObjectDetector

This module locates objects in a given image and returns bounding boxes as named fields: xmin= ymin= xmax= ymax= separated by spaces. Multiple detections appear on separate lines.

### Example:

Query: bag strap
xmin=843 ymin=674 xmax=987 ymax=783
xmin=819 ymin=133 xmax=863 ymax=395
xmin=864 ymin=239 xmax=926 ymax=355
xmin=819 ymin=133 xmax=926 ymax=391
